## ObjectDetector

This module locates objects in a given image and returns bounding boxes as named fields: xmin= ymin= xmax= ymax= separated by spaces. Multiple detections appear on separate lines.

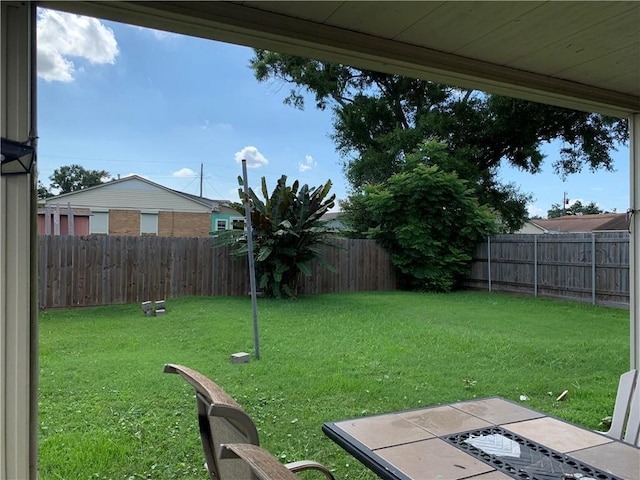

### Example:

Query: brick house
xmin=43 ymin=175 xmax=218 ymax=237
xmin=179 ymin=192 xmax=245 ymax=233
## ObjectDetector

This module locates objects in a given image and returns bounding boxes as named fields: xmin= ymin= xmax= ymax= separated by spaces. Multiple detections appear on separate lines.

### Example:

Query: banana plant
xmin=215 ymin=175 xmax=337 ymax=298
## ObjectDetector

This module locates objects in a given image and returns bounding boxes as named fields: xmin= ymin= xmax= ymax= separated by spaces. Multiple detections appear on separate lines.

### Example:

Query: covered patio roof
xmin=43 ymin=1 xmax=640 ymax=116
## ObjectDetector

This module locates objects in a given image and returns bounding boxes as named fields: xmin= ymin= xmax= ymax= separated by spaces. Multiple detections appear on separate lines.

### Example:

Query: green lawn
xmin=38 ymin=291 xmax=630 ymax=479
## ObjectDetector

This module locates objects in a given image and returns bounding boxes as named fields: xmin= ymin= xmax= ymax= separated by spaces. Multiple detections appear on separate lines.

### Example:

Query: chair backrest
xmin=164 ymin=364 xmax=260 ymax=479
xmin=220 ymin=444 xmax=300 ymax=480
xmin=605 ymin=369 xmax=639 ymax=446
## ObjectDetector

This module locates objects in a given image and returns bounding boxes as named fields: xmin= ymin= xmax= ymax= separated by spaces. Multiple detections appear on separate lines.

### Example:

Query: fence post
xmin=592 ymin=233 xmax=596 ymax=305
xmin=67 ymin=201 xmax=74 ymax=236
xmin=487 ymin=236 xmax=492 ymax=292
xmin=534 ymin=235 xmax=538 ymax=297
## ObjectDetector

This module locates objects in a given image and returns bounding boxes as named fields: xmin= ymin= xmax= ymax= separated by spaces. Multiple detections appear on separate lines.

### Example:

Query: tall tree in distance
xmin=250 ymin=51 xmax=628 ymax=232
xmin=49 ymin=164 xmax=110 ymax=194
xmin=37 ymin=181 xmax=54 ymax=199
xmin=547 ymin=200 xmax=604 ymax=218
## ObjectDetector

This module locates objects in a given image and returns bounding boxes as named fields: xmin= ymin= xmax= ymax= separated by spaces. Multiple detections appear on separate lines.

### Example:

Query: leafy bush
xmin=360 ymin=142 xmax=498 ymax=291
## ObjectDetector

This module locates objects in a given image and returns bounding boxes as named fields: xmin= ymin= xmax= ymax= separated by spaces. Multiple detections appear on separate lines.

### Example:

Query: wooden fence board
xmin=38 ymin=236 xmax=397 ymax=308
xmin=40 ymin=232 xmax=625 ymax=309
xmin=464 ymin=232 xmax=629 ymax=307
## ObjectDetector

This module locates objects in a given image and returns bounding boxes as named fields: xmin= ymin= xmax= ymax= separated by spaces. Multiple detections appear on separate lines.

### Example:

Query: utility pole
xmin=563 ymin=191 xmax=568 ymax=216
xmin=200 ymin=162 xmax=203 ymax=198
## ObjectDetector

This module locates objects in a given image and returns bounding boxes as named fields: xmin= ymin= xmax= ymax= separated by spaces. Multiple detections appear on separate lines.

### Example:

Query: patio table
xmin=322 ymin=397 xmax=639 ymax=480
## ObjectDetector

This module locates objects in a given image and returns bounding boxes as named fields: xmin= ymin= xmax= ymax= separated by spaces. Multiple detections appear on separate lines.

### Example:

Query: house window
xmin=216 ymin=219 xmax=228 ymax=231
xmin=141 ymin=213 xmax=158 ymax=235
xmin=90 ymin=212 xmax=108 ymax=234
xmin=232 ymin=218 xmax=245 ymax=230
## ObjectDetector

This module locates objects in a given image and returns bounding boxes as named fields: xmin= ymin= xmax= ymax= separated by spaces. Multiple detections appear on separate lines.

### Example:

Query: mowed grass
xmin=38 ymin=291 xmax=629 ymax=479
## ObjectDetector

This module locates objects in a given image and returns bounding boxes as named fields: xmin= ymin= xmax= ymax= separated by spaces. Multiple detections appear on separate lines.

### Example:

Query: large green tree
xmin=250 ymin=51 xmax=628 ymax=231
xmin=49 ymin=164 xmax=110 ymax=194
xmin=217 ymin=175 xmax=337 ymax=299
xmin=362 ymin=142 xmax=498 ymax=291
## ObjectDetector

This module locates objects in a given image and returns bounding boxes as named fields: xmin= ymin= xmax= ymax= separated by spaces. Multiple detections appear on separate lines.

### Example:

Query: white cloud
xmin=299 ymin=154 xmax=316 ymax=172
xmin=37 ymin=43 xmax=75 ymax=83
xmin=151 ymin=30 xmax=172 ymax=41
xmin=173 ymin=168 xmax=197 ymax=178
xmin=527 ymin=205 xmax=545 ymax=218
xmin=234 ymin=146 xmax=268 ymax=168
xmin=37 ymin=10 xmax=119 ymax=83
xmin=201 ymin=120 xmax=232 ymax=131
xmin=135 ymin=25 xmax=176 ymax=41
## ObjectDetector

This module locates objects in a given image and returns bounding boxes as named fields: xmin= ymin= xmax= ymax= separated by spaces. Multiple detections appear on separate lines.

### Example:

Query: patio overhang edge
xmin=39 ymin=0 xmax=639 ymax=118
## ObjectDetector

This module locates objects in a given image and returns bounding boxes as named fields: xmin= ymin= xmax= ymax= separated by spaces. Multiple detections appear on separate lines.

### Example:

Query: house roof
xmin=595 ymin=213 xmax=631 ymax=232
xmin=44 ymin=175 xmax=216 ymax=211
xmin=172 ymin=190 xmax=222 ymax=211
xmin=43 ymin=1 xmax=640 ymax=117
xmin=529 ymin=213 xmax=629 ymax=233
xmin=322 ymin=212 xmax=344 ymax=222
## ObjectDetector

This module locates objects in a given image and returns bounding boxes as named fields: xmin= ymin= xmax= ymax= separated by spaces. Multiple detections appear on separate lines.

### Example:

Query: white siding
xmin=1 ymin=4 xmax=34 ymax=479
xmin=45 ymin=177 xmax=212 ymax=213
xmin=516 ymin=222 xmax=547 ymax=234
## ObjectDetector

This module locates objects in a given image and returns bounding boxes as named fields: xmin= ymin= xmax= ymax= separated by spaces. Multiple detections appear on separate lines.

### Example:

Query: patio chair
xmin=219 ymin=443 xmax=300 ymax=480
xmin=163 ymin=363 xmax=335 ymax=479
xmin=602 ymin=369 xmax=639 ymax=446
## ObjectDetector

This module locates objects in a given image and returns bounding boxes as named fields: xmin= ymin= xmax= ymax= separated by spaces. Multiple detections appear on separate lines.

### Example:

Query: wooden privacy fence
xmin=464 ymin=232 xmax=630 ymax=307
xmin=38 ymin=236 xmax=397 ymax=308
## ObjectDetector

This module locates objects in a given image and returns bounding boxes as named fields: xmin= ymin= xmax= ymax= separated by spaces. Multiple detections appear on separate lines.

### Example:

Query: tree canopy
xmin=250 ymin=51 xmax=628 ymax=232
xmin=37 ymin=181 xmax=54 ymax=199
xmin=48 ymin=164 xmax=110 ymax=195
xmin=547 ymin=200 xmax=605 ymax=218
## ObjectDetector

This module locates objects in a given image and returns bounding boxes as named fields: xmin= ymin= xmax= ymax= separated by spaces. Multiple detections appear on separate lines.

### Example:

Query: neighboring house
xmin=43 ymin=175 xmax=217 ymax=237
xmin=517 ymin=213 xmax=629 ymax=234
xmin=211 ymin=206 xmax=246 ymax=232
xmin=187 ymin=196 xmax=244 ymax=233
xmin=37 ymin=206 xmax=92 ymax=235
xmin=322 ymin=211 xmax=349 ymax=232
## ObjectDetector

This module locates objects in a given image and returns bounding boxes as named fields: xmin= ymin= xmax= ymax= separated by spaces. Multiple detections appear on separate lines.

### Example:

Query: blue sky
xmin=36 ymin=9 xmax=630 ymax=217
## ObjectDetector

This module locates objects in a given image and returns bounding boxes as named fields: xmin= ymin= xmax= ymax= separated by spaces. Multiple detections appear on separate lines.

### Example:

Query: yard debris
xmin=230 ymin=352 xmax=250 ymax=364
xmin=155 ymin=299 xmax=166 ymax=316
xmin=141 ymin=299 xmax=167 ymax=317
xmin=519 ymin=395 xmax=529 ymax=401
xmin=141 ymin=301 xmax=153 ymax=316
xmin=599 ymin=416 xmax=612 ymax=429
xmin=556 ymin=390 xmax=569 ymax=401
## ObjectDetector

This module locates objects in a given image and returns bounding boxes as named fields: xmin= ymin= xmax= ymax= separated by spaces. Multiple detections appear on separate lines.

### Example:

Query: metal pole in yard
xmin=242 ymin=159 xmax=260 ymax=360
xmin=592 ymin=233 xmax=596 ymax=305
xmin=534 ymin=235 xmax=538 ymax=297
xmin=487 ymin=236 xmax=492 ymax=292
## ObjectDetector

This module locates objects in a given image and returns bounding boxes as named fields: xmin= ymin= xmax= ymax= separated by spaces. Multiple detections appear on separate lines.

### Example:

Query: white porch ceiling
xmin=40 ymin=1 xmax=639 ymax=117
